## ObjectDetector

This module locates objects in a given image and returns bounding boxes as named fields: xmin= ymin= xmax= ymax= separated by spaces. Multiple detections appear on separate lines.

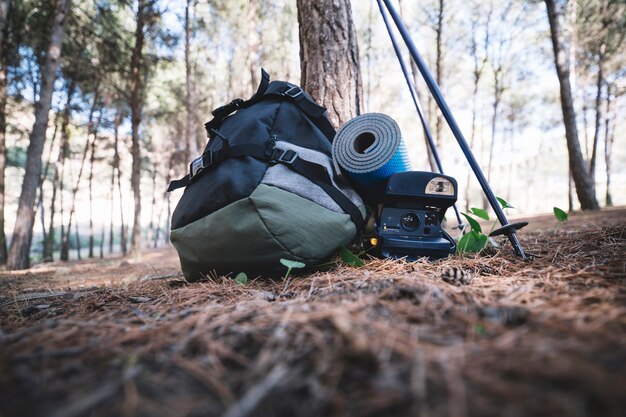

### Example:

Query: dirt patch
xmin=1 ymin=208 xmax=625 ymax=417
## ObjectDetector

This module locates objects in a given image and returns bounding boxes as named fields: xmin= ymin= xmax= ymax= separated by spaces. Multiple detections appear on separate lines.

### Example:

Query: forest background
xmin=0 ymin=0 xmax=624 ymax=268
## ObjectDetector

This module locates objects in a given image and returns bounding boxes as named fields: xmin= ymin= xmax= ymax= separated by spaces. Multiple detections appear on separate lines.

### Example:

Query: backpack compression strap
xmin=204 ymin=70 xmax=336 ymax=142
xmin=167 ymin=140 xmax=365 ymax=231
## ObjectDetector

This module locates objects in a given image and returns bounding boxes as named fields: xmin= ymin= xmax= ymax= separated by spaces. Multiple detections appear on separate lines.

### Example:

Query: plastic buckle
xmin=283 ymin=85 xmax=303 ymax=99
xmin=267 ymin=147 xmax=297 ymax=165
xmin=189 ymin=150 xmax=212 ymax=180
xmin=277 ymin=149 xmax=297 ymax=164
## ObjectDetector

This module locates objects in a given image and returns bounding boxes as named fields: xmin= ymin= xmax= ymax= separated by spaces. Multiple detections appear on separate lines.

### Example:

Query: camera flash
xmin=425 ymin=177 xmax=454 ymax=196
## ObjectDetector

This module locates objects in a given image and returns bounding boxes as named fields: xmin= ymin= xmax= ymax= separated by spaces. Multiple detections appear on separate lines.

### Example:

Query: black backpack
xmin=168 ymin=70 xmax=365 ymax=280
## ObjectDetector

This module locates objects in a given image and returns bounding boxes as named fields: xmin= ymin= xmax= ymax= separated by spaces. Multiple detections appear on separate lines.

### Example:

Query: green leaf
xmin=553 ymin=207 xmax=568 ymax=222
xmin=340 ymin=247 xmax=364 ymax=267
xmin=470 ymin=207 xmax=490 ymax=220
xmin=461 ymin=212 xmax=482 ymax=233
xmin=234 ymin=272 xmax=248 ymax=285
xmin=457 ymin=230 xmax=488 ymax=254
xmin=457 ymin=233 xmax=473 ymax=253
xmin=279 ymin=259 xmax=306 ymax=269
xmin=496 ymin=197 xmax=514 ymax=209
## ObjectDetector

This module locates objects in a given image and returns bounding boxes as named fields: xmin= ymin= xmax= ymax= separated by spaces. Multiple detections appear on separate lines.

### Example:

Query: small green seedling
xmin=234 ymin=272 xmax=248 ymax=286
xmin=280 ymin=258 xmax=305 ymax=280
xmin=457 ymin=196 xmax=514 ymax=254
xmin=553 ymin=207 xmax=568 ymax=222
xmin=340 ymin=247 xmax=365 ymax=267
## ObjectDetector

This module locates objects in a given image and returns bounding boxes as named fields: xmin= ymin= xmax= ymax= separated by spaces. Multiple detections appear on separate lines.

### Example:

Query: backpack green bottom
xmin=170 ymin=184 xmax=358 ymax=281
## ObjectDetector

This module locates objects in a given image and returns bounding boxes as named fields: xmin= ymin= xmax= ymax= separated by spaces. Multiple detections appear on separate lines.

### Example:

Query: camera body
xmin=375 ymin=171 xmax=457 ymax=260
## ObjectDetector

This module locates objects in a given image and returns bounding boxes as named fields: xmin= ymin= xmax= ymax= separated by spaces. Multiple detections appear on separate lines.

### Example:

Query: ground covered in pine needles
xmin=1 ymin=208 xmax=625 ymax=417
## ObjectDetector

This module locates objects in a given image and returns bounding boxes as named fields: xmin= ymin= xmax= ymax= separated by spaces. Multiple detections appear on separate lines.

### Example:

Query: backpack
xmin=168 ymin=70 xmax=365 ymax=281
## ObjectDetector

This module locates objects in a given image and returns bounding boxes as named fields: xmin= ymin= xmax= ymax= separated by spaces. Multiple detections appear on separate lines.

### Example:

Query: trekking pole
xmin=376 ymin=0 xmax=464 ymax=229
xmin=381 ymin=0 xmax=528 ymax=259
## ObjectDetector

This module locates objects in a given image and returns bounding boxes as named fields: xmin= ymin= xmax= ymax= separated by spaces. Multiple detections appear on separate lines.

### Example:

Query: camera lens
xmin=401 ymin=212 xmax=420 ymax=231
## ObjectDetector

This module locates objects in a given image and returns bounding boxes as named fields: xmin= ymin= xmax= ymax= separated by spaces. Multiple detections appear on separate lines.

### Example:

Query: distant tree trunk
xmin=434 ymin=0 xmax=445 ymax=148
xmin=487 ymin=68 xmax=503 ymax=181
xmin=567 ymin=169 xmax=574 ymax=212
xmin=246 ymin=0 xmax=261 ymax=90
xmin=37 ymin=108 xmax=63 ymax=258
xmin=398 ymin=1 xmax=437 ymax=172
xmin=147 ymin=162 xmax=157 ymax=248
xmin=184 ymin=0 xmax=198 ymax=162
xmin=604 ymin=82 xmax=614 ymax=207
xmin=61 ymin=87 xmax=100 ymax=261
xmin=465 ymin=5 xmax=490 ymax=211
xmin=99 ymin=220 xmax=104 ymax=258
xmin=114 ymin=118 xmax=127 ymax=256
xmin=74 ymin=220 xmax=81 ymax=260
xmin=296 ymin=0 xmax=363 ymax=128
xmin=129 ymin=0 xmax=147 ymax=258
xmin=7 ymin=0 xmax=69 ymax=270
xmin=109 ymin=111 xmax=122 ymax=253
xmin=44 ymin=81 xmax=75 ymax=260
xmin=588 ymin=41 xmax=605 ymax=187
xmin=582 ymin=102 xmax=589 ymax=159
xmin=87 ymin=109 xmax=103 ymax=258
xmin=544 ymin=0 xmax=599 ymax=210
xmin=0 ymin=0 xmax=11 ymax=265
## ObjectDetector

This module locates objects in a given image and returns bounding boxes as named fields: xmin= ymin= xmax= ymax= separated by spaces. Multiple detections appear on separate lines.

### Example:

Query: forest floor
xmin=0 ymin=207 xmax=625 ymax=417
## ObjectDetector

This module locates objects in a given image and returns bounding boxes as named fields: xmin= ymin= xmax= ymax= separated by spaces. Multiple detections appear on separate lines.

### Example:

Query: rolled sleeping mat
xmin=332 ymin=113 xmax=412 ymax=204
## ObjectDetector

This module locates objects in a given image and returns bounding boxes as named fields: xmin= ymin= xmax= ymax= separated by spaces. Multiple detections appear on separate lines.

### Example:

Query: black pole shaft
xmin=376 ymin=0 xmax=464 ymax=228
xmin=382 ymin=0 xmax=526 ymax=259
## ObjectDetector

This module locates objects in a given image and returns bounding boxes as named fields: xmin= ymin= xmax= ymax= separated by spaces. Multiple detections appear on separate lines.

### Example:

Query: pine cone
xmin=441 ymin=266 xmax=473 ymax=286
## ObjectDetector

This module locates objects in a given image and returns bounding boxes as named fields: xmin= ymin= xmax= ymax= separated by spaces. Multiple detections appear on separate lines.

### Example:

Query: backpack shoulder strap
xmin=167 ymin=138 xmax=364 ymax=231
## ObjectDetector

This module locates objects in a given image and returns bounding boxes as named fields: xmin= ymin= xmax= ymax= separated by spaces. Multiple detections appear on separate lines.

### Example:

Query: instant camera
xmin=374 ymin=171 xmax=457 ymax=260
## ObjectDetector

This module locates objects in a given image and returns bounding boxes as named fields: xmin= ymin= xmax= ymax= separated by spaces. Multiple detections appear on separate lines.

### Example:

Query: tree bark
xmin=544 ymin=0 xmax=599 ymax=210
xmin=7 ymin=0 xmax=70 ymax=269
xmin=0 ymin=0 xmax=11 ymax=265
xmin=296 ymin=0 xmax=363 ymax=128
xmin=589 ymin=42 xmax=605 ymax=187
xmin=87 ymin=109 xmax=103 ymax=258
xmin=434 ymin=0 xmax=445 ymax=148
xmin=184 ymin=0 xmax=198 ymax=162
xmin=129 ymin=0 xmax=148 ymax=258
xmin=603 ymin=82 xmax=614 ymax=207
xmin=246 ymin=0 xmax=261 ymax=91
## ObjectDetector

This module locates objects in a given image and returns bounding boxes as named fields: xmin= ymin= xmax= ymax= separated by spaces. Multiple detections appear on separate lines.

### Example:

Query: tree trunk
xmin=589 ymin=42 xmax=605 ymax=187
xmin=115 ymin=116 xmax=127 ymax=256
xmin=44 ymin=80 xmax=75 ymax=261
xmin=434 ymin=0 xmax=445 ymax=148
xmin=184 ymin=0 xmax=198 ymax=162
xmin=61 ymin=87 xmax=100 ymax=261
xmin=147 ymin=162 xmax=157 ymax=249
xmin=296 ymin=0 xmax=363 ymax=128
xmin=87 ymin=109 xmax=103 ymax=258
xmin=604 ymin=82 xmax=614 ymax=207
xmin=74 ymin=220 xmax=81 ymax=260
xmin=398 ymin=1 xmax=437 ymax=172
xmin=129 ymin=0 xmax=147 ymax=258
xmin=544 ymin=0 xmax=599 ymax=210
xmin=0 ymin=0 xmax=11 ymax=265
xmin=246 ymin=0 xmax=261 ymax=91
xmin=7 ymin=0 xmax=70 ymax=270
